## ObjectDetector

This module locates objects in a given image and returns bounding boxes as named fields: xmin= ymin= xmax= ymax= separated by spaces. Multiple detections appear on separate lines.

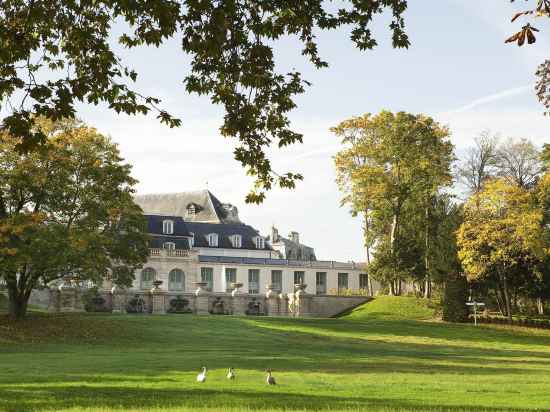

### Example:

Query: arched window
xmin=141 ymin=268 xmax=156 ymax=290
xmin=230 ymin=234 xmax=242 ymax=248
xmin=207 ymin=233 xmax=218 ymax=247
xmin=163 ymin=220 xmax=174 ymax=234
xmin=169 ymin=269 xmax=185 ymax=291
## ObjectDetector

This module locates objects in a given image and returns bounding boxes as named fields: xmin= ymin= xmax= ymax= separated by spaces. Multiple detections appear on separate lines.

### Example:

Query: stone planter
xmin=230 ymin=282 xmax=243 ymax=297
xmin=194 ymin=281 xmax=209 ymax=296
xmin=151 ymin=280 xmax=163 ymax=291
xmin=265 ymin=284 xmax=276 ymax=299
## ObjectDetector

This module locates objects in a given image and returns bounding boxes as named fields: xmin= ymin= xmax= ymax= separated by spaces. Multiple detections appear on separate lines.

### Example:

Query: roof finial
xmin=206 ymin=180 xmax=209 ymax=190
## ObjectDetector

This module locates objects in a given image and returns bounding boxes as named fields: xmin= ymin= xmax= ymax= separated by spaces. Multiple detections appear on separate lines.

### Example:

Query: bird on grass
xmin=266 ymin=369 xmax=276 ymax=385
xmin=227 ymin=367 xmax=235 ymax=380
xmin=197 ymin=366 xmax=207 ymax=383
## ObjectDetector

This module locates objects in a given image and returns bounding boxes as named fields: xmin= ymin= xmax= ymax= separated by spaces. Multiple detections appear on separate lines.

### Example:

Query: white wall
xmin=195 ymin=247 xmax=275 ymax=259
xmin=134 ymin=254 xmax=370 ymax=296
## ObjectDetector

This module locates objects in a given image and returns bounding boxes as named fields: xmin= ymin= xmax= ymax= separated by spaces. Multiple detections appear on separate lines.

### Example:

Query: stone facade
xmin=48 ymin=280 xmax=370 ymax=318
xmin=120 ymin=248 xmax=375 ymax=297
xmin=44 ymin=189 xmax=377 ymax=317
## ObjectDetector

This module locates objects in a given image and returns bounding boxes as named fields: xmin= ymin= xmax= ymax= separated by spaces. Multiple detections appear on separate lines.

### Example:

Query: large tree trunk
xmin=501 ymin=272 xmax=513 ymax=324
xmin=494 ymin=289 xmax=504 ymax=316
xmin=424 ymin=202 xmax=431 ymax=299
xmin=7 ymin=284 xmax=29 ymax=320
xmin=363 ymin=211 xmax=374 ymax=297
xmin=537 ymin=297 xmax=544 ymax=315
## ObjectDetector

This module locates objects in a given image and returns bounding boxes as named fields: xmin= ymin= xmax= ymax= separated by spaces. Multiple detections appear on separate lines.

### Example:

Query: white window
xmin=225 ymin=268 xmax=237 ymax=292
xmin=271 ymin=270 xmax=282 ymax=293
xmin=316 ymin=272 xmax=327 ymax=295
xmin=207 ymin=233 xmax=218 ymax=247
xmin=188 ymin=233 xmax=194 ymax=248
xmin=255 ymin=236 xmax=265 ymax=249
xmin=230 ymin=234 xmax=242 ymax=248
xmin=163 ymin=220 xmax=174 ymax=234
xmin=163 ymin=242 xmax=175 ymax=250
xmin=201 ymin=267 xmax=214 ymax=291
xmin=141 ymin=268 xmax=156 ymax=290
xmin=169 ymin=269 xmax=185 ymax=291
xmin=248 ymin=269 xmax=260 ymax=294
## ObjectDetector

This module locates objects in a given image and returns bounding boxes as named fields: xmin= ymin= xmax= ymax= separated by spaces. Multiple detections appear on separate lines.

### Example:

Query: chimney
xmin=271 ymin=226 xmax=279 ymax=243
xmin=289 ymin=231 xmax=300 ymax=244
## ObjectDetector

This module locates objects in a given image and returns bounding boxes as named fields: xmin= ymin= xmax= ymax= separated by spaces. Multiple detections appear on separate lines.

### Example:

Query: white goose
xmin=196 ymin=366 xmax=207 ymax=383
xmin=227 ymin=367 xmax=235 ymax=380
xmin=266 ymin=369 xmax=276 ymax=385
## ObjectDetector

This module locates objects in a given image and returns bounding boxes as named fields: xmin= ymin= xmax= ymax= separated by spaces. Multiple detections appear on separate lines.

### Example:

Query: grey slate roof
xmin=145 ymin=215 xmax=191 ymax=250
xmin=146 ymin=215 xmax=190 ymax=236
xmin=134 ymin=190 xmax=241 ymax=224
xmin=142 ymin=214 xmax=271 ymax=251
xmin=186 ymin=222 xmax=272 ymax=250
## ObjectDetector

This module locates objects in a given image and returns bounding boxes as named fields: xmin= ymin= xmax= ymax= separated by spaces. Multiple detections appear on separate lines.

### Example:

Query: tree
xmin=0 ymin=1 xmax=410 ymax=203
xmin=456 ymin=178 xmax=544 ymax=323
xmin=333 ymin=111 xmax=454 ymax=296
xmin=505 ymin=0 xmax=550 ymax=114
xmin=442 ymin=273 xmax=469 ymax=323
xmin=0 ymin=118 xmax=149 ymax=319
xmin=496 ymin=138 xmax=543 ymax=188
xmin=456 ymin=131 xmax=499 ymax=194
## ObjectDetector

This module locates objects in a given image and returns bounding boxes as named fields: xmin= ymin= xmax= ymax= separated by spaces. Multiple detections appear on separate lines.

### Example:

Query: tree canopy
xmin=457 ymin=178 xmax=545 ymax=322
xmin=0 ymin=118 xmax=149 ymax=319
xmin=0 ymin=0 xmax=410 ymax=203
xmin=333 ymin=111 xmax=454 ymax=296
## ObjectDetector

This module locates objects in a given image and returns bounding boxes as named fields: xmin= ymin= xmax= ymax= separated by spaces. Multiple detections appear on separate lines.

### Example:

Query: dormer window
xmin=189 ymin=233 xmax=195 ymax=248
xmin=230 ymin=234 xmax=242 ymax=248
xmin=255 ymin=236 xmax=265 ymax=249
xmin=186 ymin=203 xmax=200 ymax=217
xmin=162 ymin=220 xmax=174 ymax=234
xmin=207 ymin=233 xmax=218 ymax=247
xmin=163 ymin=242 xmax=175 ymax=250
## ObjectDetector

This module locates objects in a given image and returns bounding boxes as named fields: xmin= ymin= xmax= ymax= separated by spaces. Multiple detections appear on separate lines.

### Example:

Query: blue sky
xmin=75 ymin=1 xmax=549 ymax=262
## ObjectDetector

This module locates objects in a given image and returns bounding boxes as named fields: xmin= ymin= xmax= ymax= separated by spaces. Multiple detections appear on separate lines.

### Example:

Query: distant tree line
xmin=334 ymin=112 xmax=550 ymax=323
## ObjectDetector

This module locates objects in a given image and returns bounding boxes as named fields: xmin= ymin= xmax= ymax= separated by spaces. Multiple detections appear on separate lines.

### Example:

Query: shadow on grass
xmin=0 ymin=385 xmax=537 ymax=412
xmin=1 ymin=314 xmax=550 ymax=411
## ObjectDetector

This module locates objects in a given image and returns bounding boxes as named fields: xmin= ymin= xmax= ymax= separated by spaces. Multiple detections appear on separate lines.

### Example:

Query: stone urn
xmin=194 ymin=281 xmax=209 ymax=296
xmin=151 ymin=280 xmax=163 ymax=292
xmin=294 ymin=283 xmax=308 ymax=296
xmin=265 ymin=283 xmax=276 ymax=299
xmin=58 ymin=276 xmax=74 ymax=291
xmin=230 ymin=282 xmax=243 ymax=297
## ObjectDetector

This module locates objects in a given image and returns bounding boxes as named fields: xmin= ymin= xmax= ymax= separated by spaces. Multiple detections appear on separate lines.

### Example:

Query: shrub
xmin=442 ymin=273 xmax=469 ymax=323
xmin=82 ymin=287 xmax=110 ymax=312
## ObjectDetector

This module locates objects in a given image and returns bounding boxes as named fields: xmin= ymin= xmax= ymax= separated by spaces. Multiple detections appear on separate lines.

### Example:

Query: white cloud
xmin=439 ymin=85 xmax=532 ymax=115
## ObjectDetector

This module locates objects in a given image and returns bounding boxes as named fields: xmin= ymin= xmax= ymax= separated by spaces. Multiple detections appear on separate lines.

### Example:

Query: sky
xmin=73 ymin=1 xmax=550 ymax=262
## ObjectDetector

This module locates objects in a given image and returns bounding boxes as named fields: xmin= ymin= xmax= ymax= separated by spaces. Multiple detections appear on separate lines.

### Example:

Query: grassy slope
xmin=1 ymin=297 xmax=550 ymax=412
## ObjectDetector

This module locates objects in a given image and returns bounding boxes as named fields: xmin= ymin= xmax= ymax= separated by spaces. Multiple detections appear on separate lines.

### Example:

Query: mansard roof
xmin=145 ymin=215 xmax=190 ymax=237
xmin=149 ymin=236 xmax=190 ymax=250
xmin=186 ymin=222 xmax=272 ymax=250
xmin=134 ymin=190 xmax=241 ymax=224
xmin=142 ymin=214 xmax=271 ymax=251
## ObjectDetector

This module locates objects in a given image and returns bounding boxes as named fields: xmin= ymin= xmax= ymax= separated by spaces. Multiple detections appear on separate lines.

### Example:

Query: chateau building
xmin=127 ymin=190 xmax=371 ymax=296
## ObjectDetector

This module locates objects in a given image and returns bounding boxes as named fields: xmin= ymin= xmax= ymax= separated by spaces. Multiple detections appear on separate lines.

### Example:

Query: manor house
xmin=122 ymin=190 xmax=371 ymax=296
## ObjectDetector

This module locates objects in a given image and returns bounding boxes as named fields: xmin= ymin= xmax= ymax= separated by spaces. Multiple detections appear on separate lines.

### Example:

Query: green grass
xmin=1 ymin=296 xmax=550 ymax=412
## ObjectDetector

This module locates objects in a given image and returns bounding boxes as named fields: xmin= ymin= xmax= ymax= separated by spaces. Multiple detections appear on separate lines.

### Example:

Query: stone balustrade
xmin=47 ymin=282 xmax=370 ymax=318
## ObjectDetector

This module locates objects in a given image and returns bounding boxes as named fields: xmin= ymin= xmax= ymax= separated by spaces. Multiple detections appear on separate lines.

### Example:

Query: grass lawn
xmin=1 ymin=296 xmax=550 ymax=412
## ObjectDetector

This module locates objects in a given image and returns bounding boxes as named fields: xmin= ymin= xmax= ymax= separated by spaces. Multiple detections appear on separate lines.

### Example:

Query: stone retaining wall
xmin=46 ymin=284 xmax=369 ymax=318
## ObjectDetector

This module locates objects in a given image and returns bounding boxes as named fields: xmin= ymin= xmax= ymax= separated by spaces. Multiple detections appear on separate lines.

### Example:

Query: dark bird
xmin=266 ymin=369 xmax=276 ymax=385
